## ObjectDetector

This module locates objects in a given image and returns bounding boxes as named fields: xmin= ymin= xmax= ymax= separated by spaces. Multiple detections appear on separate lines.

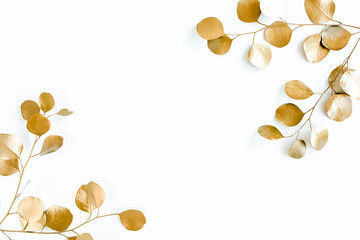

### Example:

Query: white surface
xmin=0 ymin=0 xmax=360 ymax=239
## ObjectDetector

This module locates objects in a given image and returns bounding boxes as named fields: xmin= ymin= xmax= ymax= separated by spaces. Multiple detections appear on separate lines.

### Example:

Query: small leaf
xmin=40 ymin=135 xmax=63 ymax=156
xmin=207 ymin=35 xmax=232 ymax=55
xmin=119 ymin=210 xmax=146 ymax=231
xmin=18 ymin=197 xmax=44 ymax=228
xmin=38 ymin=92 xmax=55 ymax=113
xmin=248 ymin=43 xmax=272 ymax=69
xmin=340 ymin=69 xmax=360 ymax=99
xmin=258 ymin=125 xmax=284 ymax=140
xmin=76 ymin=233 xmax=93 ymax=240
xmin=304 ymin=0 xmax=335 ymax=24
xmin=57 ymin=108 xmax=73 ymax=116
xmin=321 ymin=26 xmax=351 ymax=50
xmin=303 ymin=34 xmax=330 ymax=63
xmin=75 ymin=185 xmax=95 ymax=213
xmin=260 ymin=0 xmax=283 ymax=18
xmin=27 ymin=113 xmax=51 ymax=136
xmin=0 ymin=134 xmax=23 ymax=160
xmin=310 ymin=127 xmax=328 ymax=150
xmin=21 ymin=100 xmax=40 ymax=121
xmin=289 ymin=139 xmax=306 ymax=159
xmin=328 ymin=65 xmax=347 ymax=93
xmin=196 ymin=17 xmax=224 ymax=40
xmin=45 ymin=205 xmax=73 ymax=231
xmin=325 ymin=94 xmax=352 ymax=121
xmin=0 ymin=159 xmax=19 ymax=176
xmin=237 ymin=0 xmax=261 ymax=23
xmin=19 ymin=213 xmax=46 ymax=232
xmin=264 ymin=21 xmax=292 ymax=48
xmin=275 ymin=103 xmax=304 ymax=127
xmin=86 ymin=181 xmax=105 ymax=209
xmin=285 ymin=80 xmax=313 ymax=100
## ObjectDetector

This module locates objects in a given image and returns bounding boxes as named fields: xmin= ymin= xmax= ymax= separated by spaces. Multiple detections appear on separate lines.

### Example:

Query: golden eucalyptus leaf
xmin=57 ymin=108 xmax=74 ymax=116
xmin=321 ymin=26 xmax=351 ymax=50
xmin=45 ymin=205 xmax=73 ymax=231
xmin=0 ymin=134 xmax=23 ymax=161
xmin=21 ymin=100 xmax=40 ymax=121
xmin=40 ymin=135 xmax=63 ymax=156
xmin=304 ymin=0 xmax=335 ymax=24
xmin=289 ymin=139 xmax=306 ymax=159
xmin=38 ymin=92 xmax=55 ymax=113
xmin=0 ymin=159 xmax=19 ymax=176
xmin=259 ymin=0 xmax=283 ymax=18
xmin=257 ymin=125 xmax=284 ymax=140
xmin=303 ymin=34 xmax=330 ymax=63
xmin=285 ymin=80 xmax=313 ymax=100
xmin=310 ymin=127 xmax=328 ymax=150
xmin=340 ymin=69 xmax=360 ymax=99
xmin=325 ymin=94 xmax=352 ymax=121
xmin=275 ymin=103 xmax=304 ymax=127
xmin=26 ymin=113 xmax=51 ymax=136
xmin=264 ymin=21 xmax=292 ymax=48
xmin=19 ymin=213 xmax=46 ymax=232
xmin=119 ymin=210 xmax=147 ymax=231
xmin=75 ymin=184 xmax=95 ymax=213
xmin=248 ymin=43 xmax=272 ymax=69
xmin=86 ymin=181 xmax=105 ymax=209
xmin=237 ymin=0 xmax=261 ymax=23
xmin=18 ymin=196 xmax=44 ymax=227
xmin=196 ymin=17 xmax=224 ymax=40
xmin=76 ymin=233 xmax=93 ymax=240
xmin=328 ymin=65 xmax=347 ymax=93
xmin=207 ymin=35 xmax=232 ymax=55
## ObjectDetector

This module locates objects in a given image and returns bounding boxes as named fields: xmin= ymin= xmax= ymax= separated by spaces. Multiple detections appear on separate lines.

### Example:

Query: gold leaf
xmin=248 ymin=43 xmax=272 ymax=69
xmin=76 ymin=233 xmax=93 ymax=240
xmin=321 ymin=26 xmax=351 ymax=50
xmin=196 ymin=17 xmax=224 ymax=40
xmin=27 ymin=113 xmax=51 ymax=136
xmin=285 ymin=80 xmax=313 ymax=100
xmin=119 ymin=210 xmax=146 ymax=231
xmin=57 ymin=108 xmax=73 ymax=116
xmin=21 ymin=100 xmax=40 ymax=121
xmin=303 ymin=34 xmax=330 ymax=63
xmin=19 ymin=213 xmax=46 ymax=232
xmin=304 ymin=0 xmax=335 ymax=24
xmin=207 ymin=35 xmax=232 ymax=55
xmin=0 ymin=134 xmax=23 ymax=160
xmin=275 ymin=103 xmax=304 ymax=126
xmin=18 ymin=197 xmax=44 ymax=228
xmin=325 ymin=94 xmax=352 ymax=121
xmin=68 ymin=237 xmax=77 ymax=240
xmin=310 ymin=127 xmax=328 ymax=150
xmin=340 ymin=69 xmax=360 ymax=99
xmin=260 ymin=0 xmax=283 ymax=18
xmin=289 ymin=139 xmax=306 ymax=159
xmin=0 ymin=159 xmax=19 ymax=176
xmin=328 ymin=65 xmax=347 ymax=93
xmin=237 ymin=0 xmax=261 ymax=23
xmin=75 ymin=185 xmax=95 ymax=213
xmin=264 ymin=21 xmax=292 ymax=48
xmin=40 ymin=135 xmax=63 ymax=156
xmin=86 ymin=181 xmax=105 ymax=209
xmin=45 ymin=205 xmax=73 ymax=231
xmin=257 ymin=125 xmax=284 ymax=140
xmin=38 ymin=92 xmax=55 ymax=113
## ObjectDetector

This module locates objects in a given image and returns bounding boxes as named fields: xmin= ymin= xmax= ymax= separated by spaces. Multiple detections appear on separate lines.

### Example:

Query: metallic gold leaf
xmin=260 ymin=0 xmax=283 ymax=18
xmin=0 ymin=134 xmax=23 ymax=160
xmin=38 ymin=92 xmax=55 ymax=113
xmin=18 ymin=196 xmax=44 ymax=228
xmin=207 ymin=35 xmax=232 ymax=55
xmin=248 ymin=43 xmax=272 ymax=69
xmin=303 ymin=34 xmax=330 ymax=63
xmin=237 ymin=0 xmax=261 ymax=23
xmin=57 ymin=108 xmax=74 ymax=116
xmin=27 ymin=113 xmax=51 ymax=136
xmin=275 ymin=103 xmax=304 ymax=126
xmin=285 ymin=80 xmax=313 ymax=100
xmin=328 ymin=65 xmax=347 ymax=93
xmin=257 ymin=125 xmax=284 ymax=140
xmin=76 ymin=233 xmax=93 ymax=240
xmin=40 ymin=135 xmax=63 ymax=156
xmin=304 ymin=0 xmax=335 ymax=24
xmin=310 ymin=127 xmax=328 ymax=150
xmin=325 ymin=94 xmax=352 ymax=121
xmin=0 ymin=159 xmax=19 ymax=176
xmin=86 ymin=181 xmax=105 ymax=209
xmin=119 ymin=210 xmax=146 ymax=231
xmin=321 ymin=26 xmax=351 ymax=50
xmin=19 ymin=213 xmax=46 ymax=232
xmin=45 ymin=205 xmax=73 ymax=231
xmin=75 ymin=185 xmax=95 ymax=213
xmin=21 ymin=100 xmax=40 ymax=121
xmin=68 ymin=237 xmax=77 ymax=240
xmin=264 ymin=21 xmax=292 ymax=48
xmin=289 ymin=139 xmax=306 ymax=159
xmin=340 ymin=69 xmax=360 ymax=99
xmin=196 ymin=17 xmax=224 ymax=40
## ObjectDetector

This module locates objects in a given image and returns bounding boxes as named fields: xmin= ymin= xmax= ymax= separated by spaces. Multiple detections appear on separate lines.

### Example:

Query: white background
xmin=0 ymin=0 xmax=360 ymax=239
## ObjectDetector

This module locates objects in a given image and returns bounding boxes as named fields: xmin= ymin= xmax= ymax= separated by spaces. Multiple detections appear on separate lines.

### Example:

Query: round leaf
xmin=340 ymin=69 xmax=360 ymax=99
xmin=248 ymin=43 xmax=272 ymax=69
xmin=264 ymin=21 xmax=292 ymax=48
xmin=21 ymin=100 xmax=40 ymax=121
xmin=45 ymin=205 xmax=73 ymax=231
xmin=75 ymin=185 xmax=95 ymax=213
xmin=328 ymin=65 xmax=347 ymax=93
xmin=310 ymin=127 xmax=328 ymax=150
xmin=19 ymin=213 xmax=46 ymax=232
xmin=285 ymin=80 xmax=313 ymax=100
xmin=76 ymin=233 xmax=93 ymax=240
xmin=38 ymin=92 xmax=55 ymax=113
xmin=260 ymin=0 xmax=283 ymax=18
xmin=119 ymin=210 xmax=146 ymax=231
xmin=207 ymin=35 xmax=232 ymax=55
xmin=325 ymin=94 xmax=352 ymax=121
xmin=57 ymin=108 xmax=73 ymax=116
xmin=237 ymin=0 xmax=261 ymax=23
xmin=258 ymin=125 xmax=284 ymax=140
xmin=196 ymin=17 xmax=224 ymax=40
xmin=18 ymin=197 xmax=44 ymax=226
xmin=275 ymin=103 xmax=304 ymax=126
xmin=304 ymin=0 xmax=335 ymax=24
xmin=303 ymin=34 xmax=330 ymax=63
xmin=86 ymin=181 xmax=105 ymax=209
xmin=40 ymin=135 xmax=63 ymax=156
xmin=27 ymin=113 xmax=51 ymax=136
xmin=0 ymin=159 xmax=19 ymax=176
xmin=321 ymin=26 xmax=351 ymax=50
xmin=289 ymin=139 xmax=306 ymax=159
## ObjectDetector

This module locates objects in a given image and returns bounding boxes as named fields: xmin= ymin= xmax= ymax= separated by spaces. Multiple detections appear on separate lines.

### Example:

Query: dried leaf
xmin=275 ymin=103 xmax=304 ymax=126
xmin=38 ymin=92 xmax=55 ymax=113
xmin=258 ymin=125 xmax=284 ymax=140
xmin=328 ymin=65 xmax=347 ymax=93
xmin=19 ymin=213 xmax=46 ymax=232
xmin=119 ymin=210 xmax=146 ymax=231
xmin=248 ymin=43 xmax=272 ymax=69
xmin=57 ymin=108 xmax=73 ymax=116
xmin=264 ymin=21 xmax=292 ymax=48
xmin=340 ymin=69 xmax=360 ymax=99
xmin=196 ymin=17 xmax=224 ymax=40
xmin=207 ymin=35 xmax=232 ymax=55
xmin=237 ymin=0 xmax=261 ymax=23
xmin=304 ymin=0 xmax=335 ymax=24
xmin=0 ymin=134 xmax=23 ymax=160
xmin=21 ymin=100 xmax=40 ymax=121
xmin=321 ymin=26 xmax=351 ymax=50
xmin=285 ymin=80 xmax=313 ymax=100
xmin=260 ymin=0 xmax=283 ymax=18
xmin=303 ymin=34 xmax=330 ymax=63
xmin=40 ymin=135 xmax=63 ymax=156
xmin=0 ymin=159 xmax=19 ymax=176
xmin=325 ymin=94 xmax=352 ymax=121
xmin=76 ymin=233 xmax=93 ymax=240
xmin=18 ymin=197 xmax=44 ymax=228
xmin=289 ymin=139 xmax=306 ymax=159
xmin=75 ymin=185 xmax=95 ymax=213
xmin=27 ymin=113 xmax=51 ymax=136
xmin=86 ymin=181 xmax=105 ymax=209
xmin=310 ymin=127 xmax=328 ymax=150
xmin=45 ymin=205 xmax=73 ymax=231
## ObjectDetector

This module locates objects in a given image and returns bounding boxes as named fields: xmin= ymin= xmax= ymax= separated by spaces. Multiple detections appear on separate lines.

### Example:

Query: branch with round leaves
xmin=0 ymin=93 xmax=146 ymax=239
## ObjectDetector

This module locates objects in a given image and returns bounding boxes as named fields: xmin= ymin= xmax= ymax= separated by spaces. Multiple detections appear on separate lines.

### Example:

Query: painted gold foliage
xmin=0 ymin=93 xmax=146 ymax=239
xmin=197 ymin=0 xmax=360 ymax=157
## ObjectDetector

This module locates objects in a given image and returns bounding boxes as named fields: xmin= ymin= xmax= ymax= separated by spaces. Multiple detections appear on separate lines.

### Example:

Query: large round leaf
xmin=46 ymin=205 xmax=73 ymax=231
xmin=119 ymin=210 xmax=146 ymax=231
xmin=196 ymin=17 xmax=224 ymax=40
xmin=303 ymin=34 xmax=329 ymax=63
xmin=248 ymin=43 xmax=272 ymax=69
xmin=304 ymin=0 xmax=335 ymax=24
xmin=325 ymin=94 xmax=352 ymax=121
xmin=27 ymin=113 xmax=51 ymax=136
xmin=264 ymin=21 xmax=292 ymax=48
xmin=275 ymin=103 xmax=304 ymax=126
xmin=289 ymin=139 xmax=306 ymax=159
xmin=207 ymin=35 xmax=232 ymax=55
xmin=21 ymin=100 xmax=40 ymax=121
xmin=237 ymin=0 xmax=261 ymax=23
xmin=321 ymin=26 xmax=351 ymax=50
